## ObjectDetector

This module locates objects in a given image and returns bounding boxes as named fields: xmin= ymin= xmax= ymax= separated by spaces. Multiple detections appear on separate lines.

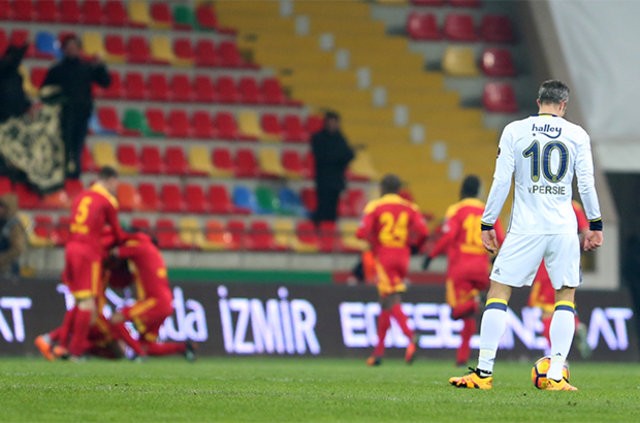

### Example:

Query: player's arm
xmin=574 ymin=132 xmax=603 ymax=251
xmin=104 ymin=202 xmax=125 ymax=244
xmin=355 ymin=209 xmax=375 ymax=244
xmin=481 ymin=127 xmax=515 ymax=253
xmin=423 ymin=213 xmax=458 ymax=270
xmin=493 ymin=218 xmax=506 ymax=246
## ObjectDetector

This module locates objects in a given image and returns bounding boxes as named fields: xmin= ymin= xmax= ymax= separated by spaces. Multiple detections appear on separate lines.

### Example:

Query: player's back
xmin=445 ymin=198 xmax=487 ymax=257
xmin=501 ymin=114 xmax=591 ymax=234
xmin=123 ymin=236 xmax=171 ymax=300
xmin=358 ymin=193 xmax=426 ymax=253
xmin=68 ymin=184 xmax=119 ymax=247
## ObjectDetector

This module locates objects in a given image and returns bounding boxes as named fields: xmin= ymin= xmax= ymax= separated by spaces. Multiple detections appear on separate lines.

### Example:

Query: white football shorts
xmin=490 ymin=233 xmax=581 ymax=289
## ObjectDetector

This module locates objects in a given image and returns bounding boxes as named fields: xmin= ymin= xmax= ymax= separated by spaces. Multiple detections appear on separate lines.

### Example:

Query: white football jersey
xmin=482 ymin=114 xmax=601 ymax=234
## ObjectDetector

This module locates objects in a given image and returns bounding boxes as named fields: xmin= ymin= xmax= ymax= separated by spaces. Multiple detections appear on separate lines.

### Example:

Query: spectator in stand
xmin=310 ymin=111 xmax=355 ymax=225
xmin=0 ymin=42 xmax=31 ymax=124
xmin=0 ymin=194 xmax=27 ymax=278
xmin=43 ymin=34 xmax=111 ymax=179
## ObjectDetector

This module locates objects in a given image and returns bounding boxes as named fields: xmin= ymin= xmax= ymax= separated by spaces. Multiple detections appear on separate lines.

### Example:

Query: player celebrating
xmin=59 ymin=166 xmax=123 ymax=359
xmin=529 ymin=200 xmax=591 ymax=357
xmin=356 ymin=174 xmax=428 ymax=366
xmin=423 ymin=175 xmax=505 ymax=367
xmin=109 ymin=232 xmax=195 ymax=360
xmin=449 ymin=80 xmax=603 ymax=391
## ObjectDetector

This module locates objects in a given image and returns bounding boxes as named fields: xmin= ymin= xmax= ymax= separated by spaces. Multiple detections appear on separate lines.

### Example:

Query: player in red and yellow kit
xmin=356 ymin=174 xmax=429 ymax=366
xmin=109 ymin=232 xmax=194 ymax=360
xmin=62 ymin=166 xmax=122 ymax=358
xmin=423 ymin=176 xmax=505 ymax=366
xmin=528 ymin=200 xmax=590 ymax=356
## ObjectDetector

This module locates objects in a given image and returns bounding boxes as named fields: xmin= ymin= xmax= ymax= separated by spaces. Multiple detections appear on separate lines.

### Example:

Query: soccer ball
xmin=531 ymin=356 xmax=570 ymax=389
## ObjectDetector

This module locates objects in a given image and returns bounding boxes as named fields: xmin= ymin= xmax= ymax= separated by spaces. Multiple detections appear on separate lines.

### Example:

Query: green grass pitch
xmin=1 ymin=357 xmax=639 ymax=422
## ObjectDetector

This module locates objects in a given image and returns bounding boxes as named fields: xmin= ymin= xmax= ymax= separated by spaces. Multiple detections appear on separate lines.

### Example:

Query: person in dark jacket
xmin=43 ymin=34 xmax=111 ymax=179
xmin=310 ymin=111 xmax=355 ymax=225
xmin=0 ymin=42 xmax=31 ymax=123
xmin=0 ymin=194 xmax=26 ymax=277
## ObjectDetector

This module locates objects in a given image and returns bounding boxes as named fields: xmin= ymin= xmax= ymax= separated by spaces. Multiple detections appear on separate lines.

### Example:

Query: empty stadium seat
xmin=170 ymin=74 xmax=192 ymax=102
xmin=138 ymin=183 xmax=159 ymax=211
xmin=407 ymin=12 xmax=441 ymax=40
xmin=258 ymin=148 xmax=285 ymax=178
xmin=128 ymin=0 xmax=150 ymax=28
xmin=116 ymin=144 xmax=139 ymax=174
xmin=481 ymin=15 xmax=515 ymax=43
xmin=116 ymin=182 xmax=140 ymax=211
xmin=261 ymin=78 xmax=286 ymax=105
xmin=340 ymin=221 xmax=367 ymax=252
xmin=239 ymin=77 xmax=261 ymax=104
xmin=41 ymin=189 xmax=68 ymax=210
xmin=127 ymin=36 xmax=151 ymax=64
xmin=160 ymin=183 xmax=183 ymax=212
xmin=218 ymin=41 xmax=245 ymax=68
xmin=130 ymin=217 xmax=151 ymax=232
xmin=443 ymin=13 xmax=478 ymax=41
xmin=211 ymin=148 xmax=234 ymax=177
xmin=103 ymin=0 xmax=128 ymax=26
xmin=216 ymin=76 xmax=239 ymax=104
xmin=483 ymin=82 xmax=518 ymax=113
xmin=294 ymin=221 xmax=320 ymax=253
xmin=255 ymin=186 xmax=279 ymax=214
xmin=151 ymin=35 xmax=176 ymax=65
xmin=195 ymin=39 xmax=218 ymax=67
xmin=150 ymin=2 xmax=172 ymax=29
xmin=82 ymin=147 xmax=97 ymax=173
xmin=166 ymin=110 xmax=191 ymax=138
xmin=164 ymin=145 xmax=189 ymax=175
xmin=278 ymin=187 xmax=305 ymax=216
xmin=273 ymin=219 xmax=293 ymax=251
xmin=261 ymin=113 xmax=283 ymax=140
xmin=145 ymin=108 xmax=166 ymax=136
xmin=173 ymin=37 xmax=195 ymax=67
xmin=481 ymin=48 xmax=516 ymax=77
xmin=442 ymin=46 xmax=479 ymax=77
xmin=34 ymin=0 xmax=57 ymax=22
xmin=52 ymin=216 xmax=71 ymax=246
xmin=318 ymin=221 xmax=340 ymax=253
xmin=32 ymin=214 xmax=54 ymax=247
xmin=124 ymin=71 xmax=146 ymax=100
xmin=282 ymin=115 xmax=307 ymax=142
xmin=15 ymin=183 xmax=40 ymax=209
xmin=155 ymin=218 xmax=183 ymax=249
xmin=193 ymin=75 xmax=216 ymax=102
xmin=147 ymin=73 xmax=170 ymax=101
xmin=227 ymin=220 xmax=247 ymax=250
xmin=96 ymin=107 xmax=122 ymax=134
xmin=173 ymin=3 xmax=195 ymax=30
xmin=192 ymin=111 xmax=216 ymax=139
xmin=300 ymin=187 xmax=317 ymax=214
xmin=82 ymin=32 xmax=106 ymax=60
xmin=235 ymin=149 xmax=259 ymax=178
xmin=140 ymin=145 xmax=163 ymax=174
xmin=202 ymin=219 xmax=232 ymax=250
xmin=244 ymin=221 xmax=274 ymax=251
xmin=97 ymin=70 xmax=122 ymax=99
xmin=122 ymin=108 xmax=149 ymax=136
xmin=13 ymin=0 xmax=34 ymax=21
xmin=306 ymin=115 xmax=324 ymax=134
xmin=81 ymin=0 xmax=102 ymax=25
xmin=64 ymin=179 xmax=84 ymax=201
xmin=34 ymin=31 xmax=58 ymax=59
xmin=0 ymin=177 xmax=12 ymax=195
xmin=59 ymin=0 xmax=81 ymax=23
xmin=232 ymin=185 xmax=256 ymax=214
xmin=184 ymin=184 xmax=207 ymax=213
xmin=302 ymin=152 xmax=315 ymax=179
xmin=282 ymin=150 xmax=303 ymax=179
xmin=208 ymin=185 xmax=234 ymax=214
xmin=237 ymin=110 xmax=262 ymax=141
xmin=188 ymin=146 xmax=213 ymax=176
xmin=178 ymin=218 xmax=204 ymax=250
xmin=213 ymin=112 xmax=240 ymax=140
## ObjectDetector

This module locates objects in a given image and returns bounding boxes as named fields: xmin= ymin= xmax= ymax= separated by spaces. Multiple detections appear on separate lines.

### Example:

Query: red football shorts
xmin=122 ymin=297 xmax=173 ymax=342
xmin=446 ymin=260 xmax=491 ymax=307
xmin=528 ymin=263 xmax=555 ymax=313
xmin=375 ymin=249 xmax=410 ymax=297
xmin=64 ymin=241 xmax=102 ymax=300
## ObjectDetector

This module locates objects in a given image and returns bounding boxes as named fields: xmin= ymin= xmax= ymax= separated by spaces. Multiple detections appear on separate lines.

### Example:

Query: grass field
xmin=1 ymin=357 xmax=639 ymax=422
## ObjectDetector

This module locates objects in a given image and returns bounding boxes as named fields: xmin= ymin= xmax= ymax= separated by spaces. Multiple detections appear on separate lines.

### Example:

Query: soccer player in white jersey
xmin=449 ymin=80 xmax=604 ymax=391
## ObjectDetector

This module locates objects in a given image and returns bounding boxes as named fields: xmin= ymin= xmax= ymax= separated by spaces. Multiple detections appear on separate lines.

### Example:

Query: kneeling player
xmin=356 ymin=174 xmax=428 ymax=366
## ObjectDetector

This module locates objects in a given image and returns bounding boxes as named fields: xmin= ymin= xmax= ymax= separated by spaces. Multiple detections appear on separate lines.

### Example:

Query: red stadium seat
xmin=226 ymin=220 xmax=246 ymax=250
xmin=449 ymin=0 xmax=481 ymax=7
xmin=208 ymin=184 xmax=233 ymax=214
xmin=302 ymin=152 xmax=315 ymax=179
xmin=140 ymin=145 xmax=163 ymax=174
xmin=150 ymin=2 xmax=172 ymax=28
xmin=164 ymin=145 xmax=189 ymax=175
xmin=192 ymin=111 xmax=216 ymax=139
xmin=0 ymin=29 xmax=6 ymax=54
xmin=64 ymin=179 xmax=84 ymax=201
xmin=96 ymin=106 xmax=122 ymax=134
xmin=216 ymin=76 xmax=239 ymax=104
xmin=318 ymin=221 xmax=340 ymax=253
xmin=10 ymin=30 xmax=33 ymax=56
xmin=52 ymin=216 xmax=71 ymax=246
xmin=341 ymin=189 xmax=367 ymax=217
xmin=282 ymin=150 xmax=304 ymax=178
xmin=193 ymin=75 xmax=216 ymax=102
xmin=13 ymin=0 xmax=34 ymax=21
xmin=218 ymin=40 xmax=243 ymax=68
xmin=301 ymin=187 xmax=317 ymax=213
xmin=97 ymin=70 xmax=122 ymax=99
xmin=282 ymin=115 xmax=307 ymax=142
xmin=234 ymin=149 xmax=259 ymax=178
xmin=170 ymin=74 xmax=192 ymax=102
xmin=116 ymin=144 xmax=139 ymax=173
xmin=82 ymin=147 xmax=97 ymax=173
xmin=247 ymin=221 xmax=277 ymax=251
xmin=116 ymin=182 xmax=140 ymax=211
xmin=166 ymin=110 xmax=191 ymax=139
xmin=160 ymin=183 xmax=184 ymax=212
xmin=295 ymin=221 xmax=320 ymax=251
xmin=211 ymin=148 xmax=234 ymax=175
xmin=195 ymin=3 xmax=217 ymax=30
xmin=261 ymin=78 xmax=286 ymax=105
xmin=483 ymin=82 xmax=518 ymax=113
xmin=173 ymin=37 xmax=195 ymax=65
xmin=15 ymin=183 xmax=40 ymax=209
xmin=260 ymin=113 xmax=283 ymax=139
xmin=194 ymin=39 xmax=218 ymax=67
xmin=0 ymin=176 xmax=11 ymax=195
xmin=145 ymin=108 xmax=166 ymax=136
xmin=33 ymin=214 xmax=53 ymax=241
xmin=213 ymin=112 xmax=239 ymax=140
xmin=34 ymin=0 xmax=57 ymax=22
xmin=443 ymin=13 xmax=478 ymax=41
xmin=147 ymin=73 xmax=170 ymax=101
xmin=481 ymin=15 xmax=515 ymax=43
xmin=155 ymin=218 xmax=183 ymax=249
xmin=81 ymin=0 xmax=103 ymax=25
xmin=123 ymin=71 xmax=146 ymax=100
xmin=127 ymin=36 xmax=151 ymax=64
xmin=407 ymin=12 xmax=441 ymax=40
xmin=130 ymin=217 xmax=151 ymax=232
xmin=0 ymin=2 xmax=7 ymax=20
xmin=306 ymin=115 xmax=324 ymax=134
xmin=138 ymin=183 xmax=159 ymax=211
xmin=184 ymin=184 xmax=207 ymax=213
xmin=105 ymin=34 xmax=126 ymax=62
xmin=238 ymin=77 xmax=261 ymax=104
xmin=103 ymin=0 xmax=128 ymax=26
xmin=481 ymin=48 xmax=516 ymax=77
xmin=30 ymin=67 xmax=48 ymax=88
xmin=59 ymin=0 xmax=80 ymax=23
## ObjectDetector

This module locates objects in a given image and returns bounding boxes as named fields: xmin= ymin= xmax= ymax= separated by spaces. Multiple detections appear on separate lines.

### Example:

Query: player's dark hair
xmin=98 ymin=166 xmax=118 ymax=180
xmin=537 ymin=80 xmax=570 ymax=104
xmin=380 ymin=174 xmax=402 ymax=195
xmin=324 ymin=110 xmax=340 ymax=122
xmin=460 ymin=175 xmax=481 ymax=199
xmin=60 ymin=34 xmax=81 ymax=50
